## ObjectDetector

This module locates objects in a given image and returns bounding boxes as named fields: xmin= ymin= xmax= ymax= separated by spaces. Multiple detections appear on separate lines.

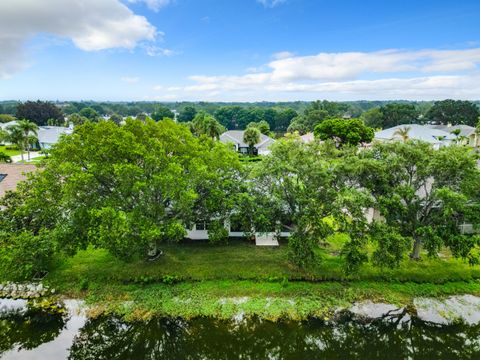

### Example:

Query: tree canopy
xmin=314 ymin=118 xmax=374 ymax=146
xmin=16 ymin=101 xmax=64 ymax=126
xmin=425 ymin=99 xmax=480 ymax=126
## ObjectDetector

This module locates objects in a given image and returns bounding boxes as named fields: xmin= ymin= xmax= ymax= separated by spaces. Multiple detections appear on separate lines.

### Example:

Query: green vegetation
xmin=0 ymin=145 xmax=21 ymax=156
xmin=43 ymin=242 xmax=480 ymax=320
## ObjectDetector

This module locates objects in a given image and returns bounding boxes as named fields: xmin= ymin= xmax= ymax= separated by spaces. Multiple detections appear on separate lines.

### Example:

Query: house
xmin=186 ymin=219 xmax=290 ymax=246
xmin=0 ymin=164 xmax=37 ymax=198
xmin=374 ymin=124 xmax=455 ymax=149
xmin=427 ymin=124 xmax=479 ymax=147
xmin=220 ymin=130 xmax=276 ymax=155
xmin=0 ymin=120 xmax=17 ymax=131
xmin=300 ymin=132 xmax=315 ymax=144
xmin=37 ymin=126 xmax=73 ymax=150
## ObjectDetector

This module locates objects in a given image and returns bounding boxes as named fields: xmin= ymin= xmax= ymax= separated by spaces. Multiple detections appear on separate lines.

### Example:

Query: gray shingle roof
xmin=427 ymin=124 xmax=477 ymax=137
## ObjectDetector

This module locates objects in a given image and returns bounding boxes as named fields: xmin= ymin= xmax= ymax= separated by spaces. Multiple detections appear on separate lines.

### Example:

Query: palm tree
xmin=0 ymin=127 xmax=7 ymax=144
xmin=6 ymin=125 xmax=25 ymax=161
xmin=204 ymin=117 xmax=225 ymax=140
xmin=243 ymin=127 xmax=261 ymax=156
xmin=393 ymin=126 xmax=411 ymax=142
xmin=17 ymin=120 xmax=38 ymax=161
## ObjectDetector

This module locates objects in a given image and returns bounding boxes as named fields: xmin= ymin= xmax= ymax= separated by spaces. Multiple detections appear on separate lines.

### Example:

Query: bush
xmin=0 ymin=231 xmax=55 ymax=280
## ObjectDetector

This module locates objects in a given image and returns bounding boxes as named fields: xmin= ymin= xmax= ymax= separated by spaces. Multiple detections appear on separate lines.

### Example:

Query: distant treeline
xmin=1 ymin=99 xmax=479 ymax=131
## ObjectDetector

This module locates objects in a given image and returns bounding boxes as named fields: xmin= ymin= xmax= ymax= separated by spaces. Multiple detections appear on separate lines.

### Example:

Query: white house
xmin=427 ymin=124 xmax=479 ymax=147
xmin=220 ymin=130 xmax=276 ymax=155
xmin=37 ymin=126 xmax=73 ymax=150
xmin=186 ymin=219 xmax=290 ymax=246
xmin=374 ymin=124 xmax=455 ymax=149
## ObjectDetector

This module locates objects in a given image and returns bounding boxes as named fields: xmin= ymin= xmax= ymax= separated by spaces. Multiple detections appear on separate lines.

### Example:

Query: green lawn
xmin=0 ymin=145 xmax=21 ymax=157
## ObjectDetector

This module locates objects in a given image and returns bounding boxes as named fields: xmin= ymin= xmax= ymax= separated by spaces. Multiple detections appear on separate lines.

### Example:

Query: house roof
xmin=0 ymin=121 xmax=18 ymax=130
xmin=0 ymin=164 xmax=37 ymax=197
xmin=427 ymin=124 xmax=477 ymax=137
xmin=300 ymin=132 xmax=315 ymax=143
xmin=375 ymin=124 xmax=455 ymax=144
xmin=220 ymin=130 xmax=275 ymax=149
xmin=37 ymin=126 xmax=73 ymax=145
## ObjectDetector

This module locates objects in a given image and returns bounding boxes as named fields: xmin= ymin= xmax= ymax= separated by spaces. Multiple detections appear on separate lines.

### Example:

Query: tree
xmin=178 ymin=106 xmax=197 ymax=123
xmin=79 ymin=107 xmax=100 ymax=121
xmin=243 ymin=127 xmax=261 ymax=155
xmin=314 ymin=118 xmax=374 ymax=146
xmin=0 ymin=114 xmax=16 ymax=123
xmin=68 ymin=113 xmax=89 ymax=126
xmin=0 ymin=152 xmax=11 ymax=163
xmin=0 ymin=119 xmax=240 ymax=276
xmin=351 ymin=141 xmax=480 ymax=262
xmin=151 ymin=106 xmax=174 ymax=121
xmin=247 ymin=120 xmax=271 ymax=136
xmin=108 ymin=114 xmax=123 ymax=125
xmin=360 ymin=107 xmax=383 ymax=128
xmin=8 ymin=120 xmax=39 ymax=161
xmin=393 ymin=126 xmax=411 ymax=142
xmin=16 ymin=101 xmax=64 ymax=126
xmin=191 ymin=112 xmax=225 ymax=139
xmin=379 ymin=103 xmax=418 ymax=128
xmin=425 ymin=100 xmax=480 ymax=126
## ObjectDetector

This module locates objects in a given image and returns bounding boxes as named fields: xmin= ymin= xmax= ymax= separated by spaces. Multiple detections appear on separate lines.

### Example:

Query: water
xmin=1 ymin=299 xmax=480 ymax=359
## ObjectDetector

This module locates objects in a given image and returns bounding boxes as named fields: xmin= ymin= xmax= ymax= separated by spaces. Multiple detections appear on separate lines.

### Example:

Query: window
xmin=195 ymin=221 xmax=211 ymax=231
xmin=0 ymin=174 xmax=6 ymax=183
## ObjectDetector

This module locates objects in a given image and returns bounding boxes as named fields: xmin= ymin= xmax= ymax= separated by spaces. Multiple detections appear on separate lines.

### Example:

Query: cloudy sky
xmin=0 ymin=0 xmax=479 ymax=101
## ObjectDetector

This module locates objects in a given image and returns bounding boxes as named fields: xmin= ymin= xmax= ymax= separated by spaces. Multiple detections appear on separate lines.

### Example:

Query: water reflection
xmin=1 ymin=301 xmax=480 ymax=360
xmin=69 ymin=316 xmax=480 ymax=360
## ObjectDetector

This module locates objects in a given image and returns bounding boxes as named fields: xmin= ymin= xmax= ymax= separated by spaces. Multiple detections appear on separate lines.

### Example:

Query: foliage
xmin=0 ymin=119 xmax=240 ymax=270
xmin=178 ymin=106 xmax=197 ymax=123
xmin=243 ymin=127 xmax=261 ymax=155
xmin=151 ymin=106 xmax=174 ymax=121
xmin=0 ymin=230 xmax=54 ymax=280
xmin=247 ymin=120 xmax=271 ymax=136
xmin=16 ymin=100 xmax=64 ymax=126
xmin=190 ymin=112 xmax=225 ymax=139
xmin=379 ymin=103 xmax=419 ymax=128
xmin=4 ymin=120 xmax=39 ymax=161
xmin=360 ymin=107 xmax=383 ymax=128
xmin=79 ymin=107 xmax=100 ymax=121
xmin=0 ymin=114 xmax=16 ymax=123
xmin=0 ymin=151 xmax=11 ymax=163
xmin=314 ymin=118 xmax=374 ymax=146
xmin=425 ymin=99 xmax=480 ymax=126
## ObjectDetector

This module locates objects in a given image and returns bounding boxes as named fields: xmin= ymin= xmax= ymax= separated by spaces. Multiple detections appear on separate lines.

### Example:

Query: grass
xmin=41 ymin=239 xmax=480 ymax=320
xmin=0 ymin=145 xmax=21 ymax=157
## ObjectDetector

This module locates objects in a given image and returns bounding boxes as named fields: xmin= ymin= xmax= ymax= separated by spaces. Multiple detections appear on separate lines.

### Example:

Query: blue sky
xmin=0 ymin=0 xmax=480 ymax=101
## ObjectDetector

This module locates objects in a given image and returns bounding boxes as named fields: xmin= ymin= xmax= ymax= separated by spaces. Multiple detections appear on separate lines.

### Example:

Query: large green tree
xmin=314 ymin=118 xmax=374 ymax=146
xmin=350 ymin=141 xmax=480 ymax=263
xmin=16 ymin=101 xmax=64 ymax=126
xmin=151 ymin=106 xmax=175 ymax=121
xmin=0 ymin=119 xmax=240 ymax=277
xmin=425 ymin=99 xmax=480 ymax=126
xmin=243 ymin=127 xmax=261 ymax=155
xmin=379 ymin=103 xmax=419 ymax=128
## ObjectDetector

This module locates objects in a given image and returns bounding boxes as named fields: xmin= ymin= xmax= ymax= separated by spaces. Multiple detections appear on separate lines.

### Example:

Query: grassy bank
xmin=38 ymin=240 xmax=480 ymax=321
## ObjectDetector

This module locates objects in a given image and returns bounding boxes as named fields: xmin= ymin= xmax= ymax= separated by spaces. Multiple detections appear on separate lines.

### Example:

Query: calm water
xmin=1 ymin=299 xmax=480 ymax=359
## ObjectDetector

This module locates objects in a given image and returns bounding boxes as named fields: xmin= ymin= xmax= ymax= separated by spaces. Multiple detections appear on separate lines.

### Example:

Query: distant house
xmin=219 ymin=130 xmax=276 ymax=155
xmin=0 ymin=164 xmax=37 ymax=198
xmin=300 ymin=132 xmax=315 ymax=144
xmin=0 ymin=120 xmax=17 ymax=131
xmin=37 ymin=126 xmax=73 ymax=150
xmin=427 ymin=124 xmax=479 ymax=147
xmin=374 ymin=124 xmax=455 ymax=149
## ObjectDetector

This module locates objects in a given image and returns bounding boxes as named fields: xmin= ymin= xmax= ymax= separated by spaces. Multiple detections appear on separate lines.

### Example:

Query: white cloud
xmin=121 ymin=76 xmax=140 ymax=83
xmin=152 ymin=85 xmax=164 ymax=91
xmin=257 ymin=0 xmax=287 ymax=8
xmin=145 ymin=46 xmax=177 ymax=57
xmin=272 ymin=51 xmax=295 ymax=60
xmin=0 ymin=0 xmax=157 ymax=78
xmin=174 ymin=48 xmax=480 ymax=101
xmin=127 ymin=0 xmax=171 ymax=12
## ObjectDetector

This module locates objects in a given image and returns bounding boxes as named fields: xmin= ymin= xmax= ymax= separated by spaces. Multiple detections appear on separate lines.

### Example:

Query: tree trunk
xmin=410 ymin=237 xmax=422 ymax=260
xmin=21 ymin=151 xmax=24 ymax=162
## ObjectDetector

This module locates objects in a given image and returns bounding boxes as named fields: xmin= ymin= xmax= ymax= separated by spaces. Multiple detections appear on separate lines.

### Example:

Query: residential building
xmin=374 ymin=124 xmax=455 ymax=149
xmin=37 ymin=126 xmax=73 ymax=150
xmin=427 ymin=124 xmax=479 ymax=147
xmin=220 ymin=130 xmax=276 ymax=155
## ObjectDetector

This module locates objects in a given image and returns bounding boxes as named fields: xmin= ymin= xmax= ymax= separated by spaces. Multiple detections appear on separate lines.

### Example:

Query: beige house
xmin=427 ymin=124 xmax=479 ymax=147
